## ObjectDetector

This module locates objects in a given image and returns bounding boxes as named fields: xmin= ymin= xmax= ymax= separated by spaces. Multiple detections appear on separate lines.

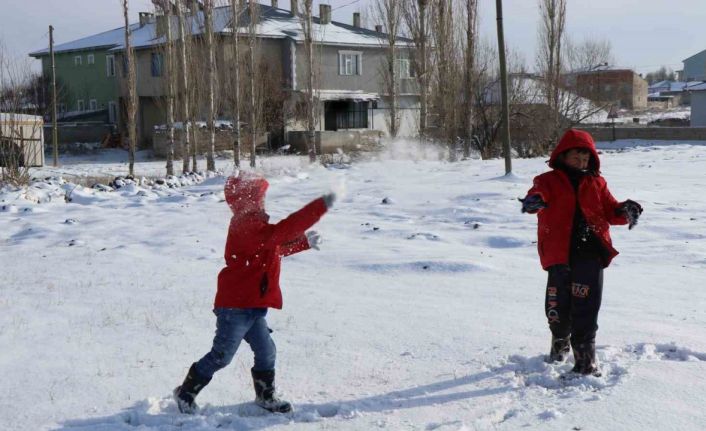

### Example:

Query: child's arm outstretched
xmin=520 ymin=178 xmax=550 ymax=214
xmin=267 ymin=193 xmax=335 ymax=248
xmin=600 ymin=179 xmax=642 ymax=229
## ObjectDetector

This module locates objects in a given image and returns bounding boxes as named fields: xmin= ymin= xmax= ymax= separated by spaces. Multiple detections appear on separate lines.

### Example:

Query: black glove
xmin=617 ymin=199 xmax=643 ymax=230
xmin=322 ymin=193 xmax=336 ymax=209
xmin=519 ymin=194 xmax=547 ymax=213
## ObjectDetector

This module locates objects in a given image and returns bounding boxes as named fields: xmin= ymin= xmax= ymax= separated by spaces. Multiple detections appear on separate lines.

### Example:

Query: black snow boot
xmin=571 ymin=341 xmax=602 ymax=377
xmin=173 ymin=363 xmax=212 ymax=414
xmin=252 ymin=368 xmax=292 ymax=413
xmin=547 ymin=336 xmax=571 ymax=363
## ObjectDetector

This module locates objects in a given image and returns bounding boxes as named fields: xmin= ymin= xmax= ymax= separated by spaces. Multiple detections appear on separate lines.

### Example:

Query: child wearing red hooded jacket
xmin=173 ymin=171 xmax=335 ymax=414
xmin=520 ymin=129 xmax=642 ymax=377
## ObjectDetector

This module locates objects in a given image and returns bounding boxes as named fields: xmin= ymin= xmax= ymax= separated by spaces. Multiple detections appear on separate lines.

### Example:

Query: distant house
xmin=682 ymin=50 xmax=706 ymax=82
xmin=29 ymin=2 xmax=419 ymax=150
xmin=574 ymin=68 xmax=648 ymax=110
xmin=647 ymin=80 xmax=698 ymax=107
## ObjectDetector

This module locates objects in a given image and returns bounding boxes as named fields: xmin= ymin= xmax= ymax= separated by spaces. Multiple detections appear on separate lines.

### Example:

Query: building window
xmin=77 ymin=99 xmax=85 ymax=111
xmin=398 ymin=58 xmax=414 ymax=79
xmin=87 ymin=54 xmax=95 ymax=65
xmin=58 ymin=103 xmax=66 ymax=113
xmin=338 ymin=51 xmax=362 ymax=76
xmin=74 ymin=55 xmax=82 ymax=66
xmin=324 ymin=100 xmax=369 ymax=130
xmin=108 ymin=101 xmax=118 ymax=124
xmin=151 ymin=53 xmax=164 ymax=77
xmin=89 ymin=99 xmax=98 ymax=111
xmin=106 ymin=55 xmax=116 ymax=77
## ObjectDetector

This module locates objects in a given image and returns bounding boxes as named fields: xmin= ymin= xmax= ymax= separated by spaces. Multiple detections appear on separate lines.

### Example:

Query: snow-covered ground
xmin=2 ymin=140 xmax=706 ymax=431
xmin=612 ymin=106 xmax=690 ymax=124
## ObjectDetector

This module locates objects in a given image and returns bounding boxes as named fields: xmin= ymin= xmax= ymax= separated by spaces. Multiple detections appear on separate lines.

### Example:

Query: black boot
xmin=173 ymin=364 xmax=212 ymax=414
xmin=571 ymin=341 xmax=601 ymax=377
xmin=547 ymin=335 xmax=571 ymax=363
xmin=252 ymin=368 xmax=292 ymax=413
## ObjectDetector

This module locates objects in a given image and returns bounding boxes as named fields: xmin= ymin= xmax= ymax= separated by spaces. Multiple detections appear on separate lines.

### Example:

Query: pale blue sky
xmin=2 ymin=0 xmax=704 ymax=75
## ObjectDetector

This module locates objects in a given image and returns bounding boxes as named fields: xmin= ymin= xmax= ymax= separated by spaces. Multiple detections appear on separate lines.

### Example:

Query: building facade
xmin=575 ymin=69 xmax=648 ymax=110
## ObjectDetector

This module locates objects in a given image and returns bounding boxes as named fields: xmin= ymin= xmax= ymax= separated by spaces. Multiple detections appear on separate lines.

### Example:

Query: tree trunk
xmin=162 ymin=1 xmax=176 ymax=176
xmin=248 ymin=2 xmax=257 ymax=168
xmin=302 ymin=0 xmax=317 ymax=163
xmin=462 ymin=0 xmax=478 ymax=159
xmin=230 ymin=0 xmax=241 ymax=168
xmin=204 ymin=0 xmax=216 ymax=172
xmin=177 ymin=0 xmax=191 ymax=173
xmin=122 ymin=0 xmax=138 ymax=177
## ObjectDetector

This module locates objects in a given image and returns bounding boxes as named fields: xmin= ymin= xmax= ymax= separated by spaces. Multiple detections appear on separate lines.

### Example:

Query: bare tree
xmin=431 ymin=0 xmax=458 ymax=153
xmin=189 ymin=0 xmax=203 ymax=172
xmin=565 ymin=37 xmax=614 ymax=73
xmin=372 ymin=0 xmax=402 ymax=138
xmin=203 ymin=0 xmax=217 ymax=171
xmin=176 ymin=0 xmax=192 ymax=173
xmin=122 ymin=0 xmax=138 ymax=177
xmin=402 ymin=0 xmax=431 ymax=138
xmin=229 ymin=0 xmax=242 ymax=167
xmin=246 ymin=1 xmax=259 ymax=168
xmin=536 ymin=0 xmax=567 ymax=143
xmin=462 ymin=0 xmax=478 ymax=159
xmin=156 ymin=0 xmax=177 ymax=176
xmin=299 ymin=0 xmax=317 ymax=163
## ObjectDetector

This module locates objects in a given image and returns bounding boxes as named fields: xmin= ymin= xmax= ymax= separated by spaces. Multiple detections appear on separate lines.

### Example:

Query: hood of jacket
xmin=548 ymin=128 xmax=601 ymax=173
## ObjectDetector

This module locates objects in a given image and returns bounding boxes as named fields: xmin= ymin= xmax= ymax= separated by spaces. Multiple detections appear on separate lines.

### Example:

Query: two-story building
xmin=30 ymin=2 xmax=419 ymax=150
xmin=574 ymin=68 xmax=648 ymax=110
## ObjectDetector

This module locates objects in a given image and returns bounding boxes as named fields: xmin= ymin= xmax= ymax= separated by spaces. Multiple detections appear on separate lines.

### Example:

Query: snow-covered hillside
xmin=2 ymin=141 xmax=706 ymax=431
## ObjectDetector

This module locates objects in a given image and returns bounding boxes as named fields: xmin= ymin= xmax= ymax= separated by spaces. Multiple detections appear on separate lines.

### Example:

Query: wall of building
xmin=40 ymin=49 xmax=119 ymax=115
xmin=582 ymin=125 xmax=706 ymax=140
xmin=293 ymin=44 xmax=417 ymax=94
xmin=683 ymin=51 xmax=706 ymax=81
xmin=690 ymin=91 xmax=706 ymax=127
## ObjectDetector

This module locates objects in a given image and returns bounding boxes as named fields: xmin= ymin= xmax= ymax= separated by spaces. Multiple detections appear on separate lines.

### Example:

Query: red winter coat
xmin=215 ymin=174 xmax=328 ymax=309
xmin=525 ymin=129 xmax=628 ymax=270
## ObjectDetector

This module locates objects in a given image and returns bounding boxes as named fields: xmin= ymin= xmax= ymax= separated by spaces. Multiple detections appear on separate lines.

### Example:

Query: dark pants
xmin=194 ymin=307 xmax=276 ymax=380
xmin=545 ymin=257 xmax=604 ymax=345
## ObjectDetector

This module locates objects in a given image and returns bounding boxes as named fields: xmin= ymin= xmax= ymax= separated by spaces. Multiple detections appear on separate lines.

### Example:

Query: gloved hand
xmin=519 ymin=194 xmax=547 ymax=213
xmin=305 ymin=230 xmax=322 ymax=250
xmin=617 ymin=199 xmax=643 ymax=230
xmin=322 ymin=192 xmax=336 ymax=209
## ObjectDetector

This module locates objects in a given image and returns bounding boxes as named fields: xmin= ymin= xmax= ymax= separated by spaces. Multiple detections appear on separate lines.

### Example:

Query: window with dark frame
xmin=151 ymin=53 xmax=163 ymax=77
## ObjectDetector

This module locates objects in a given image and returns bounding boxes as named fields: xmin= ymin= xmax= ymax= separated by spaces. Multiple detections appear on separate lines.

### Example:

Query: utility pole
xmin=496 ymin=0 xmax=512 ymax=174
xmin=49 ymin=25 xmax=58 ymax=167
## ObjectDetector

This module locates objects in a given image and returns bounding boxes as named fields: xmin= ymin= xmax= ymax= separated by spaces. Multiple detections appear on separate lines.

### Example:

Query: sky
xmin=2 ymin=0 xmax=706 ymax=76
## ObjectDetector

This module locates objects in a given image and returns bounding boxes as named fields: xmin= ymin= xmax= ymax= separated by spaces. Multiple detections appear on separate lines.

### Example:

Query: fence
xmin=581 ymin=126 xmax=706 ymax=142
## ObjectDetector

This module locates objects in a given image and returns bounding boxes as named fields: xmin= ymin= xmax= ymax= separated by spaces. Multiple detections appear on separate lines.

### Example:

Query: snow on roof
xmin=30 ymin=4 xmax=405 ymax=57
xmin=0 ymin=112 xmax=43 ymax=123
xmin=686 ymin=82 xmax=706 ymax=91
xmin=30 ymin=23 xmax=141 ymax=57
xmin=315 ymin=90 xmax=379 ymax=101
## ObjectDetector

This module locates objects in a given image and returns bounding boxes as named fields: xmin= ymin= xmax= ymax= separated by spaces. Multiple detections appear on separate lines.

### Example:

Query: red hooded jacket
xmin=525 ymin=129 xmax=628 ymax=270
xmin=215 ymin=173 xmax=328 ymax=309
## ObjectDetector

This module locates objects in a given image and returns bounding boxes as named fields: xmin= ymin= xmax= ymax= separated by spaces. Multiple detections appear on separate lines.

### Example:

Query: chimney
xmin=375 ymin=24 xmax=383 ymax=33
xmin=353 ymin=12 xmax=361 ymax=28
xmin=290 ymin=0 xmax=298 ymax=16
xmin=139 ymin=12 xmax=154 ymax=27
xmin=320 ymin=4 xmax=331 ymax=25
xmin=271 ymin=0 xmax=278 ymax=7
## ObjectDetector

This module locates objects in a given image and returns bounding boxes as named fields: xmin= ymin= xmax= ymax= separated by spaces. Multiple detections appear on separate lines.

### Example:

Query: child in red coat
xmin=174 ymin=171 xmax=334 ymax=414
xmin=521 ymin=129 xmax=642 ymax=376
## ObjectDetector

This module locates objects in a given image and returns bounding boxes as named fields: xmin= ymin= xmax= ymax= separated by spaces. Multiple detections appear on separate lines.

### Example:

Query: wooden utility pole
xmin=495 ymin=0 xmax=512 ymax=174
xmin=49 ymin=25 xmax=58 ymax=167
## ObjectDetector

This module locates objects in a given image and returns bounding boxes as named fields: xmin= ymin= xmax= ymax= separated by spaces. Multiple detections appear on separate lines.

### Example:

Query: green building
xmin=30 ymin=26 xmax=128 ymax=124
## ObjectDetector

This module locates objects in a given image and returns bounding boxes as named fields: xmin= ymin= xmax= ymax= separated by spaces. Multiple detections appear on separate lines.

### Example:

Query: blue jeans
xmin=194 ymin=308 xmax=276 ymax=379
